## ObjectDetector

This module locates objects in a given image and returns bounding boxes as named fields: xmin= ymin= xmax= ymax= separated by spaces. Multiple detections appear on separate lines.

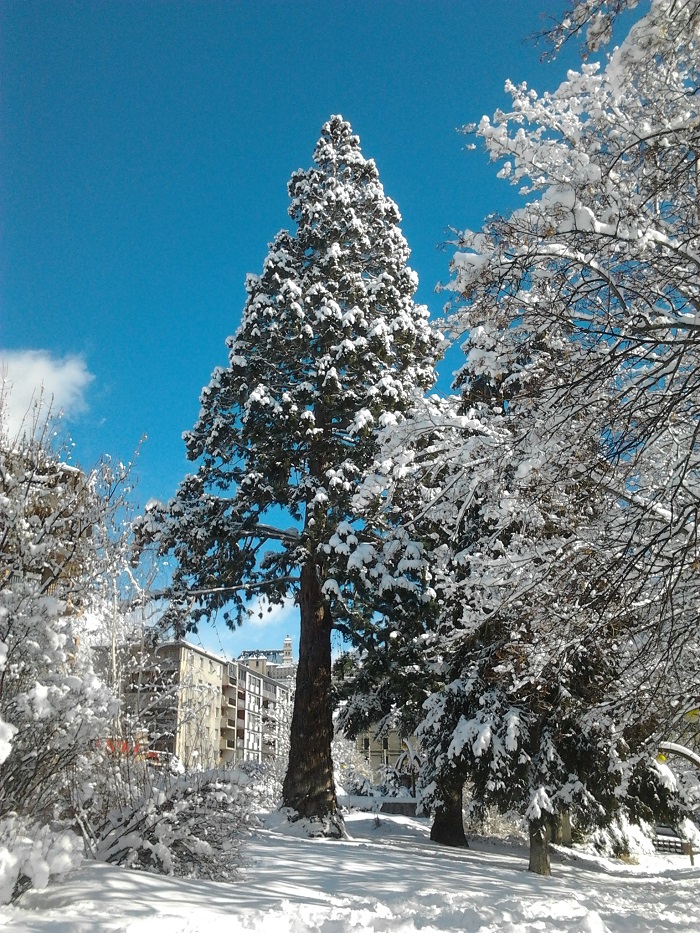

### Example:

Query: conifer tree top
xmin=311 ymin=115 xmax=365 ymax=169
xmin=147 ymin=112 xmax=442 ymax=636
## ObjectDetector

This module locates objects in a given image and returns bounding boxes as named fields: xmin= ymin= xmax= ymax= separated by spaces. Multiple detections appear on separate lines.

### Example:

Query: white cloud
xmin=0 ymin=349 xmax=94 ymax=437
xmin=246 ymin=594 xmax=297 ymax=629
xmin=195 ymin=596 xmax=299 ymax=661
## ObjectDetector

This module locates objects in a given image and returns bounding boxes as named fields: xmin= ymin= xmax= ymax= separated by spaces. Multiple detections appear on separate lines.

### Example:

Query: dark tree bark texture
xmin=528 ymin=816 xmax=552 ymax=875
xmin=430 ymin=778 xmax=468 ymax=847
xmin=550 ymin=810 xmax=572 ymax=846
xmin=282 ymin=560 xmax=342 ymax=835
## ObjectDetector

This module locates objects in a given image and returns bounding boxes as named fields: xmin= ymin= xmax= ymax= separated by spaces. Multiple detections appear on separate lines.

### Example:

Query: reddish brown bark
xmin=282 ymin=560 xmax=342 ymax=835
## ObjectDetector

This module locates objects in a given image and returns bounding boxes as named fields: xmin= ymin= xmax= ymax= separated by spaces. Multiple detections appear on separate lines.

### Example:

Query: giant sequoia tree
xmin=148 ymin=116 xmax=440 ymax=831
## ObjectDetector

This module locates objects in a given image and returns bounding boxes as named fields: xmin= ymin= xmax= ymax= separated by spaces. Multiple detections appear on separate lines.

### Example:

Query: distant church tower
xmin=283 ymin=635 xmax=293 ymax=663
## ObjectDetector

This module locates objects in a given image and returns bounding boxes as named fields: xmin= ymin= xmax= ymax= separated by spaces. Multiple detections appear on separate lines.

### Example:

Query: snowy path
xmin=2 ymin=812 xmax=699 ymax=932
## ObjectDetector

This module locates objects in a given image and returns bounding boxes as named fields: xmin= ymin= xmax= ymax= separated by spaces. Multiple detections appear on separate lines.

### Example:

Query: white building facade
xmin=124 ymin=641 xmax=292 ymax=769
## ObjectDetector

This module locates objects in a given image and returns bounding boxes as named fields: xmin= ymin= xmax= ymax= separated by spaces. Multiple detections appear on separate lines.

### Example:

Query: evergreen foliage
xmin=144 ymin=115 xmax=441 ymax=830
xmin=336 ymin=0 xmax=699 ymax=871
xmin=440 ymin=0 xmax=699 ymax=872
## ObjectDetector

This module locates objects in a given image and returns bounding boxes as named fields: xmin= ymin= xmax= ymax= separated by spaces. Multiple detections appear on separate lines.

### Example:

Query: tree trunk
xmin=430 ymin=778 xmax=468 ymax=847
xmin=282 ymin=560 xmax=342 ymax=836
xmin=550 ymin=810 xmax=572 ymax=846
xmin=528 ymin=816 xmax=552 ymax=875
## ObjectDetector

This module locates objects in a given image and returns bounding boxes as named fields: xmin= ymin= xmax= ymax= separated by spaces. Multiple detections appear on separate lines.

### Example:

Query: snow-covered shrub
xmin=71 ymin=744 xmax=153 ymax=853
xmin=0 ymin=395 xmax=132 ymax=899
xmin=94 ymin=767 xmax=260 ymax=880
xmin=590 ymin=816 xmax=657 ymax=860
xmin=73 ymin=748 xmax=276 ymax=880
xmin=234 ymin=759 xmax=284 ymax=812
xmin=332 ymin=734 xmax=374 ymax=797
xmin=675 ymin=762 xmax=700 ymax=820
xmin=0 ymin=609 xmax=116 ymax=824
xmin=464 ymin=805 xmax=527 ymax=844
xmin=0 ymin=815 xmax=82 ymax=904
xmin=680 ymin=817 xmax=700 ymax=851
xmin=339 ymin=770 xmax=373 ymax=798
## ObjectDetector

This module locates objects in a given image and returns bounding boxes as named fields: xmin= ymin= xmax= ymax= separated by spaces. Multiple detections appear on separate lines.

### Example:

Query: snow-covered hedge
xmin=93 ymin=766 xmax=268 ymax=880
xmin=0 ymin=816 xmax=82 ymax=904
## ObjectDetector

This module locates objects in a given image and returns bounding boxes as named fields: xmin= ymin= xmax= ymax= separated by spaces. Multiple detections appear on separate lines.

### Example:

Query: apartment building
xmin=120 ymin=640 xmax=291 ymax=770
xmin=220 ymin=658 xmax=292 ymax=764
xmin=356 ymin=728 xmax=409 ymax=775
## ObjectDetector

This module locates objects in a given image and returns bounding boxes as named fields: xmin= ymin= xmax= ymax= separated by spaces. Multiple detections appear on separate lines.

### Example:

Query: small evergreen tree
xmin=147 ymin=116 xmax=440 ymax=832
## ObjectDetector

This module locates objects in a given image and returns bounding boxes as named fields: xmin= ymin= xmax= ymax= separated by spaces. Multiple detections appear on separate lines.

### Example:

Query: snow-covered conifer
xmin=447 ymin=0 xmax=700 ymax=689
xmin=145 ymin=116 xmax=441 ymax=832
xmin=419 ymin=0 xmax=700 ymax=872
xmin=342 ymin=275 xmax=687 ymax=869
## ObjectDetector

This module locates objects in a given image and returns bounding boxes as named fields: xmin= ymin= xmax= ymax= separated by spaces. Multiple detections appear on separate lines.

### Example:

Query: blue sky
xmin=1 ymin=0 xmax=611 ymax=658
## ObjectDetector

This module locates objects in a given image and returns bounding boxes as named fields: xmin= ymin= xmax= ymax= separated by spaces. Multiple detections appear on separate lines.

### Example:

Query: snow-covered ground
xmin=2 ymin=811 xmax=698 ymax=932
